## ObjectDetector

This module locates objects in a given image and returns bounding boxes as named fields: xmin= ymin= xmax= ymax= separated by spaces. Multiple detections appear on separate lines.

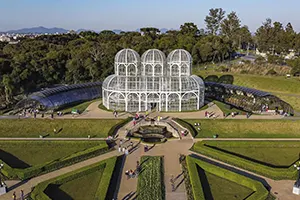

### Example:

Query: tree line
xmin=1 ymin=8 xmax=300 ymax=108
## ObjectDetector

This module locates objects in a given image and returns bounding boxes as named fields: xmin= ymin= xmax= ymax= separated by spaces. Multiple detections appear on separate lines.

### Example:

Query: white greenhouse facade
xmin=102 ymin=49 xmax=205 ymax=112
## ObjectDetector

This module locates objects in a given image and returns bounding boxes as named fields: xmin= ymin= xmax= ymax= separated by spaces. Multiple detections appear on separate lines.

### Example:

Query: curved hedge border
xmin=173 ymin=118 xmax=197 ymax=137
xmin=186 ymin=156 xmax=269 ymax=200
xmin=108 ymin=117 xmax=132 ymax=137
xmin=30 ymin=156 xmax=117 ymax=200
xmin=1 ymin=143 xmax=110 ymax=180
xmin=192 ymin=141 xmax=298 ymax=180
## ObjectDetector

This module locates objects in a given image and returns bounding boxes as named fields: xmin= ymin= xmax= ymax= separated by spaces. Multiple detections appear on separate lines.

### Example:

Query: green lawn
xmin=58 ymin=169 xmax=104 ymax=200
xmin=0 ymin=141 xmax=107 ymax=166
xmin=31 ymin=157 xmax=117 ymax=200
xmin=0 ymin=119 xmax=122 ymax=138
xmin=137 ymin=156 xmax=165 ymax=200
xmin=205 ymin=171 xmax=253 ymax=200
xmin=186 ymin=156 xmax=269 ymax=200
xmin=59 ymin=99 xmax=99 ymax=114
xmin=194 ymin=141 xmax=300 ymax=166
xmin=212 ymin=100 xmax=244 ymax=114
xmin=182 ymin=119 xmax=300 ymax=138
xmin=192 ymin=141 xmax=298 ymax=180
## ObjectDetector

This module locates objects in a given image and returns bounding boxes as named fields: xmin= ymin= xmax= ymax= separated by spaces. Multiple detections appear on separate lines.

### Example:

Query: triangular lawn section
xmin=31 ymin=156 xmax=117 ymax=200
xmin=45 ymin=169 xmax=104 ymax=200
xmin=205 ymin=170 xmax=253 ymax=200
xmin=186 ymin=156 xmax=269 ymax=200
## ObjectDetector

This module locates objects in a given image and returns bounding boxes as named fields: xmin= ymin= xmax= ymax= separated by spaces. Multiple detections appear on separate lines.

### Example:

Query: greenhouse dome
xmin=102 ymin=48 xmax=205 ymax=112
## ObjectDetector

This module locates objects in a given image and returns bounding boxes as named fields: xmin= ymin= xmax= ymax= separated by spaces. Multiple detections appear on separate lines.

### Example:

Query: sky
xmin=1 ymin=0 xmax=300 ymax=32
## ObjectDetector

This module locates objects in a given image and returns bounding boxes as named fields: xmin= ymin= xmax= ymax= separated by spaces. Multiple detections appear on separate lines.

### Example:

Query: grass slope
xmin=183 ymin=119 xmax=300 ymax=138
xmin=59 ymin=99 xmax=99 ymax=114
xmin=0 ymin=119 xmax=122 ymax=138
xmin=205 ymin=171 xmax=253 ymax=200
xmin=0 ymin=141 xmax=106 ymax=166
xmin=137 ymin=156 xmax=165 ymax=200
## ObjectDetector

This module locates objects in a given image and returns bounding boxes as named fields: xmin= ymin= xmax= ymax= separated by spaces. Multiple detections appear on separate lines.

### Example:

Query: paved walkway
xmin=194 ymin=138 xmax=300 ymax=141
xmin=1 ymin=150 xmax=119 ymax=200
xmin=190 ymin=152 xmax=298 ymax=200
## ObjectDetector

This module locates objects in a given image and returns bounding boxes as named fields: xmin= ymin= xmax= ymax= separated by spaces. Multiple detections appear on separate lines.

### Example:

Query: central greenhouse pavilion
xmin=102 ymin=49 xmax=205 ymax=112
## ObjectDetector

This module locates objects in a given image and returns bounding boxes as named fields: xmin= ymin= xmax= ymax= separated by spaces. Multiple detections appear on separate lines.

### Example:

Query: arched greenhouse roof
xmin=16 ymin=82 xmax=102 ymax=111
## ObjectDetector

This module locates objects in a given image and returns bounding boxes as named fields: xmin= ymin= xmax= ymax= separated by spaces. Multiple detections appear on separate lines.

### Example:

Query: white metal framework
xmin=102 ymin=49 xmax=205 ymax=112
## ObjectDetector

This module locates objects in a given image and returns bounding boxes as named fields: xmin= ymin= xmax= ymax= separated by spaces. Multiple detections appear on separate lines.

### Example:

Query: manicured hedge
xmin=30 ymin=156 xmax=117 ymax=200
xmin=186 ymin=156 xmax=205 ymax=200
xmin=192 ymin=141 xmax=298 ymax=180
xmin=1 ymin=144 xmax=110 ymax=180
xmin=173 ymin=118 xmax=197 ymax=137
xmin=186 ymin=156 xmax=269 ymax=200
xmin=107 ymin=117 xmax=132 ymax=137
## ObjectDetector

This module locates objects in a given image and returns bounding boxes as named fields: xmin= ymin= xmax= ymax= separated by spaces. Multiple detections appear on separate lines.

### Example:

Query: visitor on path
xmin=120 ymin=139 xmax=123 ymax=145
xmin=118 ymin=145 xmax=121 ymax=153
xmin=146 ymin=110 xmax=149 ymax=117
xmin=125 ymin=170 xmax=130 ymax=179
xmin=20 ymin=190 xmax=24 ymax=200
xmin=129 ymin=169 xmax=135 ymax=178
xmin=88 ymin=135 xmax=91 ymax=139
xmin=170 ymin=175 xmax=175 ymax=192
xmin=144 ymin=145 xmax=148 ymax=152
xmin=125 ymin=148 xmax=129 ymax=156
xmin=136 ymin=161 xmax=140 ymax=171
xmin=130 ymin=141 xmax=133 ymax=147
xmin=122 ymin=147 xmax=125 ymax=153
xmin=12 ymin=192 xmax=16 ymax=200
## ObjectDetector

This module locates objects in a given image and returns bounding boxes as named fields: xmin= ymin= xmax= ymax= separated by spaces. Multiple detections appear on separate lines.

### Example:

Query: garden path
xmin=1 ymin=150 xmax=119 ymax=200
xmin=117 ymin=135 xmax=194 ymax=200
xmin=191 ymin=151 xmax=298 ymax=200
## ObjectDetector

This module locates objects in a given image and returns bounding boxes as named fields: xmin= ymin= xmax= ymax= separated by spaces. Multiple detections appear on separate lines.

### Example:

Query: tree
xmin=180 ymin=22 xmax=199 ymax=36
xmin=221 ymin=12 xmax=241 ymax=49
xmin=2 ymin=75 xmax=14 ymax=103
xmin=205 ymin=8 xmax=225 ymax=35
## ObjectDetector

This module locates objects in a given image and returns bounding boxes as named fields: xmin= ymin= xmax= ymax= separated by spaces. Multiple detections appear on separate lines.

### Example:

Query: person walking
xmin=20 ymin=190 xmax=24 ymax=200
xmin=118 ymin=145 xmax=121 ymax=153
xmin=120 ymin=139 xmax=123 ymax=145
xmin=122 ymin=147 xmax=125 ymax=153
xmin=125 ymin=148 xmax=129 ymax=156
xmin=12 ymin=191 xmax=16 ymax=200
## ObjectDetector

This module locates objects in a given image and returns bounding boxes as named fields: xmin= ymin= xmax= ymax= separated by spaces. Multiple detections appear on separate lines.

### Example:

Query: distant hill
xmin=160 ymin=28 xmax=168 ymax=33
xmin=6 ymin=26 xmax=68 ymax=34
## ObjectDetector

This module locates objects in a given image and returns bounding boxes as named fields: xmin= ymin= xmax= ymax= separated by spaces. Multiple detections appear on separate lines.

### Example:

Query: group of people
xmin=118 ymin=139 xmax=134 ymax=156
xmin=204 ymin=111 xmax=216 ymax=119
xmin=125 ymin=161 xmax=141 ymax=179
xmin=12 ymin=190 xmax=24 ymax=200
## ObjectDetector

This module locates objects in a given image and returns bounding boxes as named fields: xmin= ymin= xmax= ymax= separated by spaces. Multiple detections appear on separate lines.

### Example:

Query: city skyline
xmin=1 ymin=0 xmax=300 ymax=32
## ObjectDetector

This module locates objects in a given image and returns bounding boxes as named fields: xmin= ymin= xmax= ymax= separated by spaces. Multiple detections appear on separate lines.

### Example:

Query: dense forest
xmin=1 ymin=8 xmax=300 ymax=109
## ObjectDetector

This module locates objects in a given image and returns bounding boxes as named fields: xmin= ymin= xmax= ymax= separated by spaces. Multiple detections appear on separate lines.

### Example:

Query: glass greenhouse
xmin=102 ymin=49 xmax=205 ymax=112
xmin=16 ymin=82 xmax=102 ymax=111
xmin=205 ymin=82 xmax=294 ymax=114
